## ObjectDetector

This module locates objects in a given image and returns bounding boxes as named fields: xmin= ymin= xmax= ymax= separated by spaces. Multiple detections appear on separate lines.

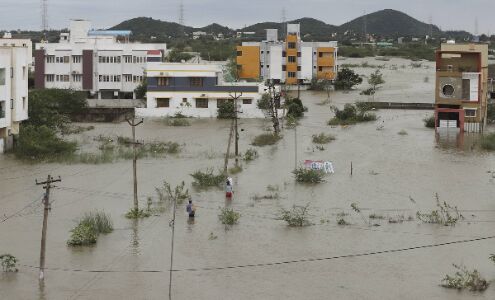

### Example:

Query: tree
xmin=223 ymin=56 xmax=238 ymax=82
xmin=368 ymin=69 xmax=385 ymax=101
xmin=217 ymin=101 xmax=235 ymax=119
xmin=28 ymin=89 xmax=87 ymax=130
xmin=134 ymin=79 xmax=147 ymax=100
xmin=166 ymin=49 xmax=193 ymax=62
xmin=257 ymin=89 xmax=280 ymax=134
xmin=334 ymin=68 xmax=363 ymax=90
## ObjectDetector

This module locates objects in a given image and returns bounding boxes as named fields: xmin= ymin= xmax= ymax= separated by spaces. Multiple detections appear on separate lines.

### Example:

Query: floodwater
xmin=1 ymin=61 xmax=495 ymax=299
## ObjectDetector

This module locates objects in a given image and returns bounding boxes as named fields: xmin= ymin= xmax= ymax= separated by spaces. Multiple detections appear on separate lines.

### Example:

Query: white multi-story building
xmin=136 ymin=52 xmax=273 ymax=118
xmin=0 ymin=34 xmax=31 ymax=153
xmin=237 ymin=24 xmax=338 ymax=85
xmin=34 ymin=20 xmax=166 ymax=100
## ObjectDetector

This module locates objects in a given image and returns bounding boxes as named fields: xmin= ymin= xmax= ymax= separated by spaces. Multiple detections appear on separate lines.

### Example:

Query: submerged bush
xmin=15 ymin=125 xmax=77 ymax=160
xmin=67 ymin=211 xmax=113 ymax=246
xmin=217 ymin=101 xmax=236 ymax=119
xmin=279 ymin=204 xmax=311 ymax=226
xmin=125 ymin=208 xmax=151 ymax=219
xmin=423 ymin=115 xmax=435 ymax=128
xmin=481 ymin=133 xmax=495 ymax=151
xmin=328 ymin=103 xmax=376 ymax=126
xmin=155 ymin=181 xmax=190 ymax=204
xmin=416 ymin=193 xmax=463 ymax=226
xmin=243 ymin=148 xmax=259 ymax=161
xmin=312 ymin=133 xmax=336 ymax=144
xmin=163 ymin=114 xmax=191 ymax=126
xmin=251 ymin=133 xmax=282 ymax=147
xmin=190 ymin=169 xmax=225 ymax=188
xmin=218 ymin=207 xmax=241 ymax=225
xmin=293 ymin=168 xmax=325 ymax=183
xmin=0 ymin=254 xmax=18 ymax=272
xmin=442 ymin=264 xmax=489 ymax=292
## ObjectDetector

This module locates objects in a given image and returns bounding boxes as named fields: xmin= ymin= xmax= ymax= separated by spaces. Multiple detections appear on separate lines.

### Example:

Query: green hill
xmin=339 ymin=9 xmax=442 ymax=37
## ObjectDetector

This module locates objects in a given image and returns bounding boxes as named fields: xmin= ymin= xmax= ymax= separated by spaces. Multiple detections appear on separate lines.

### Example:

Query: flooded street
xmin=2 ymin=77 xmax=495 ymax=298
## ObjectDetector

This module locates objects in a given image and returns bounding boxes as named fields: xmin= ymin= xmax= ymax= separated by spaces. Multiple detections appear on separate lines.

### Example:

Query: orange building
xmin=236 ymin=24 xmax=338 ymax=85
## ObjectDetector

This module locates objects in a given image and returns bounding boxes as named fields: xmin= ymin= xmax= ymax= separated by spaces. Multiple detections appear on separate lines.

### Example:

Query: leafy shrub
xmin=279 ymin=204 xmax=311 ymax=226
xmin=416 ymin=194 xmax=463 ymax=226
xmin=67 ymin=223 xmax=98 ymax=246
xmin=146 ymin=141 xmax=181 ymax=154
xmin=190 ymin=169 xmax=225 ymax=187
xmin=398 ymin=129 xmax=408 ymax=135
xmin=481 ymin=133 xmax=495 ymax=151
xmin=328 ymin=103 xmax=376 ymax=125
xmin=423 ymin=115 xmax=435 ymax=128
xmin=164 ymin=117 xmax=191 ymax=127
xmin=243 ymin=148 xmax=259 ymax=161
xmin=360 ymin=88 xmax=375 ymax=95
xmin=218 ymin=207 xmax=241 ymax=225
xmin=15 ymin=125 xmax=77 ymax=160
xmin=285 ymin=98 xmax=305 ymax=119
xmin=217 ymin=101 xmax=236 ymax=119
xmin=333 ymin=68 xmax=363 ymax=90
xmin=0 ymin=254 xmax=18 ymax=272
xmin=442 ymin=264 xmax=489 ymax=291
xmin=312 ymin=133 xmax=336 ymax=144
xmin=125 ymin=208 xmax=151 ymax=219
xmin=251 ymin=133 xmax=282 ymax=146
xmin=337 ymin=218 xmax=350 ymax=225
xmin=67 ymin=211 xmax=113 ymax=246
xmin=293 ymin=168 xmax=325 ymax=183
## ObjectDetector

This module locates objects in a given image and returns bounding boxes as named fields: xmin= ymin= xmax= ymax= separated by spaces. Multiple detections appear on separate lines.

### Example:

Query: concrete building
xmin=34 ymin=20 xmax=167 ymax=100
xmin=136 ymin=52 xmax=271 ymax=118
xmin=0 ymin=35 xmax=31 ymax=153
xmin=236 ymin=24 xmax=338 ymax=85
xmin=435 ymin=43 xmax=489 ymax=133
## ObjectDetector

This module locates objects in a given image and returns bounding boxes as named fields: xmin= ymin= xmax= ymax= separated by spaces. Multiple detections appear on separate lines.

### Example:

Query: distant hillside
xmin=339 ymin=9 xmax=441 ymax=37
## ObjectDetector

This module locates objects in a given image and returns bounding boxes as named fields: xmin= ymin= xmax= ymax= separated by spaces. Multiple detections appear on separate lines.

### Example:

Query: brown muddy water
xmin=1 ymin=90 xmax=495 ymax=300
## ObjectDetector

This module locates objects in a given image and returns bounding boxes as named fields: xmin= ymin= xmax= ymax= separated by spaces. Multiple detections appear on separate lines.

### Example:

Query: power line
xmin=18 ymin=235 xmax=495 ymax=274
xmin=0 ymin=195 xmax=43 ymax=224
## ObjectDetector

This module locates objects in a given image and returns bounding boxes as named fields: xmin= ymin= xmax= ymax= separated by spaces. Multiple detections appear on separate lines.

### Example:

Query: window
xmin=288 ymin=42 xmax=296 ymax=49
xmin=124 ymin=55 xmax=132 ymax=63
xmin=267 ymin=51 xmax=270 ymax=54
xmin=115 ymin=56 xmax=121 ymax=63
xmin=319 ymin=52 xmax=323 ymax=57
xmin=64 ymin=56 xmax=70 ymax=63
xmin=114 ymin=75 xmax=121 ymax=82
xmin=261 ymin=51 xmax=264 ymax=54
xmin=55 ymin=57 xmax=60 ymax=63
xmin=266 ymin=65 xmax=270 ymax=69
xmin=288 ymin=56 xmax=296 ymax=63
xmin=123 ymin=74 xmax=132 ymax=82
xmin=0 ymin=68 xmax=5 ymax=85
xmin=157 ymin=77 xmax=169 ymax=86
xmin=237 ymin=51 xmax=242 ymax=56
xmin=46 ymin=74 xmax=54 ymax=82
xmin=63 ymin=75 xmax=70 ymax=82
xmin=442 ymin=84 xmax=455 ymax=97
xmin=72 ymin=55 xmax=82 ymax=63
xmin=10 ymin=99 xmax=14 ymax=109
xmin=190 ymin=77 xmax=203 ymax=87
xmin=110 ymin=57 xmax=114 ymax=63
xmin=465 ymin=109 xmax=476 ymax=117
xmin=182 ymin=98 xmax=188 ymax=103
xmin=196 ymin=98 xmax=208 ymax=108
xmin=282 ymin=51 xmax=286 ymax=57
xmin=297 ymin=52 xmax=301 ymax=57
xmin=46 ymin=56 xmax=55 ymax=63
xmin=242 ymin=99 xmax=252 ymax=105
xmin=156 ymin=98 xmax=170 ymax=108
xmin=72 ymin=74 xmax=82 ymax=82
xmin=282 ymin=65 xmax=287 ymax=71
xmin=133 ymin=56 xmax=137 ymax=63
xmin=297 ymin=66 xmax=301 ymax=71
xmin=318 ymin=66 xmax=323 ymax=72
xmin=288 ymin=72 xmax=296 ymax=78
xmin=0 ymin=101 xmax=5 ymax=118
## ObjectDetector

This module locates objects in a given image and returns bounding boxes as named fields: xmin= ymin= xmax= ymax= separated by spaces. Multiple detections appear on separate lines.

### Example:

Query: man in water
xmin=186 ymin=200 xmax=196 ymax=218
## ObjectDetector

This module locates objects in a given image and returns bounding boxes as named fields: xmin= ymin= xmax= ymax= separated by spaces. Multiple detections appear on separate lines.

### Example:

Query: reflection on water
xmin=130 ymin=219 xmax=140 ymax=255
xmin=435 ymin=129 xmax=482 ymax=152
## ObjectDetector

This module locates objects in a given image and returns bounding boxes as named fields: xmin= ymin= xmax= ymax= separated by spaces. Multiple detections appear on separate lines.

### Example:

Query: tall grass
xmin=67 ymin=211 xmax=113 ymax=246
xmin=251 ymin=133 xmax=282 ymax=147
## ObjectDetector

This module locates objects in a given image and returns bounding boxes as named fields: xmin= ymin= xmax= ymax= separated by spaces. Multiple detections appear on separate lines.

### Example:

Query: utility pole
xmin=168 ymin=191 xmax=177 ymax=300
xmin=35 ymin=174 xmax=61 ymax=281
xmin=229 ymin=91 xmax=243 ymax=166
xmin=126 ymin=116 xmax=144 ymax=212
xmin=223 ymin=119 xmax=235 ymax=174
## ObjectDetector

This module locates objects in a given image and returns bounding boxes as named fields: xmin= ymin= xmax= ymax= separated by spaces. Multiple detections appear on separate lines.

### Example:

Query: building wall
xmin=236 ymin=45 xmax=260 ymax=80
xmin=269 ymin=45 xmax=283 ymax=81
xmin=0 ymin=40 xmax=31 ymax=152
xmin=137 ymin=91 xmax=266 ymax=118
xmin=316 ymin=47 xmax=336 ymax=80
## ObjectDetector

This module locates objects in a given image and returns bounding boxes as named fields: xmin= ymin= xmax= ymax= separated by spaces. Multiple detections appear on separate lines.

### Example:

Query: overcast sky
xmin=1 ymin=0 xmax=494 ymax=34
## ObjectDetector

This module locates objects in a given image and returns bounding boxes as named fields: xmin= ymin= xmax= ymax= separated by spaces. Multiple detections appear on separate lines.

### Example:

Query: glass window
xmin=288 ymin=56 xmax=296 ymax=63
xmin=0 ymin=68 xmax=5 ymax=85
xmin=465 ymin=109 xmax=476 ymax=117
xmin=242 ymin=99 xmax=252 ymax=105
xmin=288 ymin=42 xmax=296 ymax=49
xmin=157 ymin=77 xmax=169 ymax=86
xmin=156 ymin=98 xmax=170 ymax=108
xmin=190 ymin=77 xmax=203 ymax=87
xmin=196 ymin=98 xmax=208 ymax=108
